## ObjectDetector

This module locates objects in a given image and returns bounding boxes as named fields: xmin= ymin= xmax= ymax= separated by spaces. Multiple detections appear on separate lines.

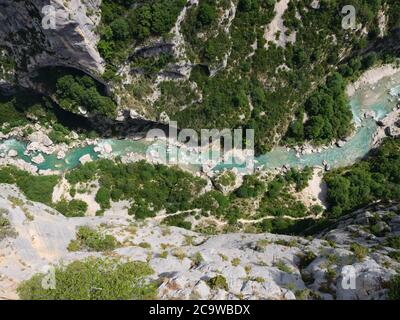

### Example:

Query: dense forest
xmin=1 ymin=0 xmax=399 ymax=152
xmin=55 ymin=75 xmax=117 ymax=117
xmin=325 ymin=138 xmax=400 ymax=217
xmin=1 ymin=1 xmax=400 ymax=234
xmin=93 ymin=0 xmax=399 ymax=152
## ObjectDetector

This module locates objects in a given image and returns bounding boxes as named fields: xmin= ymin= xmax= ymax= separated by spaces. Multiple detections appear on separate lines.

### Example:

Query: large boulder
xmin=27 ymin=132 xmax=53 ymax=147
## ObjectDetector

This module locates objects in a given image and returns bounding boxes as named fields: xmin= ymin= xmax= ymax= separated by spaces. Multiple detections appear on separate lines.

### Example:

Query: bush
xmin=110 ymin=18 xmax=130 ymax=41
xmin=386 ymin=236 xmax=400 ymax=249
xmin=0 ymin=166 xmax=58 ymax=205
xmin=350 ymin=243 xmax=369 ymax=262
xmin=207 ymin=275 xmax=229 ymax=291
xmin=192 ymin=252 xmax=204 ymax=266
xmin=69 ymin=226 xmax=119 ymax=252
xmin=198 ymin=2 xmax=217 ymax=26
xmin=298 ymin=251 xmax=317 ymax=269
xmin=231 ymin=258 xmax=241 ymax=267
xmin=95 ymin=187 xmax=111 ymax=209
xmin=55 ymin=199 xmax=88 ymax=217
xmin=65 ymin=162 xmax=98 ymax=184
xmin=388 ymin=274 xmax=400 ymax=300
xmin=235 ymin=175 xmax=265 ymax=198
xmin=162 ymin=213 xmax=192 ymax=230
xmin=275 ymin=260 xmax=293 ymax=273
xmin=0 ymin=209 xmax=17 ymax=240
xmin=17 ymin=257 xmax=157 ymax=300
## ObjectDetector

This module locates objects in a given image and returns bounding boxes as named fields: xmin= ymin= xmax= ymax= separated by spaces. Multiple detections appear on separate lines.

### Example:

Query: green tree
xmin=198 ymin=2 xmax=217 ymax=26
xmin=110 ymin=17 xmax=130 ymax=40
xmin=95 ymin=187 xmax=111 ymax=209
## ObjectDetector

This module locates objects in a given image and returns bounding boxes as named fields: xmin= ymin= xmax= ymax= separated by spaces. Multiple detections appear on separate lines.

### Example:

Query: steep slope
xmin=2 ymin=1 xmax=399 ymax=151
xmin=1 ymin=184 xmax=399 ymax=300
xmin=0 ymin=0 xmax=104 ymax=87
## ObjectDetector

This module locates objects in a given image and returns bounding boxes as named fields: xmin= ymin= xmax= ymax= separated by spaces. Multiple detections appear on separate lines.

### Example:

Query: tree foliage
xmin=325 ymin=138 xmax=400 ymax=217
xmin=56 ymin=75 xmax=116 ymax=117
xmin=0 ymin=166 xmax=58 ymax=204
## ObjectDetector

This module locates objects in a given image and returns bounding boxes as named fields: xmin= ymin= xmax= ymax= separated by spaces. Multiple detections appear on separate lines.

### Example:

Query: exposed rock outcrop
xmin=0 ymin=184 xmax=399 ymax=300
xmin=0 ymin=0 xmax=104 ymax=89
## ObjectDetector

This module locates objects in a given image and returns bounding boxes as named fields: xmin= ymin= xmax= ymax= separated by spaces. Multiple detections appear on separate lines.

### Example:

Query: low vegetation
xmin=387 ymin=274 xmax=400 ymax=300
xmin=207 ymin=275 xmax=229 ymax=291
xmin=0 ymin=166 xmax=58 ymax=205
xmin=350 ymin=243 xmax=369 ymax=262
xmin=54 ymin=199 xmax=88 ymax=218
xmin=17 ymin=257 xmax=157 ymax=300
xmin=0 ymin=208 xmax=17 ymax=240
xmin=67 ymin=226 xmax=119 ymax=252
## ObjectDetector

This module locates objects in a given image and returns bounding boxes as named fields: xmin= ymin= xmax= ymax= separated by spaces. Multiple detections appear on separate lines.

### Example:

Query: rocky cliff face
xmin=0 ymin=184 xmax=399 ymax=300
xmin=0 ymin=0 xmax=104 ymax=88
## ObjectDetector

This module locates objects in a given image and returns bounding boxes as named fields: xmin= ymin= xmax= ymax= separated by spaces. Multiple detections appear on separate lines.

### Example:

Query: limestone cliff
xmin=1 ymin=184 xmax=399 ymax=300
xmin=0 ymin=0 xmax=104 ymax=88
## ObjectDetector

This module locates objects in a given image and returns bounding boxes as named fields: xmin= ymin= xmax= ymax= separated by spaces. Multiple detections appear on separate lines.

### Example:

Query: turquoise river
xmin=1 ymin=71 xmax=400 ymax=173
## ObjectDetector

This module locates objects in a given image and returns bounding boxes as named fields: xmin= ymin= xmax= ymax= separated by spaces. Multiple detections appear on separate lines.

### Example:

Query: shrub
xmin=235 ymin=175 xmax=265 ymax=198
xmin=231 ymin=258 xmax=241 ymax=267
xmin=198 ymin=2 xmax=217 ymax=26
xmin=215 ymin=171 xmax=236 ymax=188
xmin=298 ymin=251 xmax=317 ymax=269
xmin=275 ymin=260 xmax=293 ymax=274
xmin=0 ymin=209 xmax=17 ymax=240
xmin=138 ymin=242 xmax=151 ymax=249
xmin=67 ymin=240 xmax=81 ymax=252
xmin=95 ymin=187 xmax=111 ymax=209
xmin=162 ymin=213 xmax=192 ymax=230
xmin=172 ymin=249 xmax=186 ymax=261
xmin=0 ymin=166 xmax=58 ymax=204
xmin=207 ymin=275 xmax=229 ymax=291
xmin=388 ymin=274 xmax=400 ymax=300
xmin=350 ymin=243 xmax=369 ymax=262
xmin=17 ymin=257 xmax=157 ymax=300
xmin=388 ymin=251 xmax=400 ymax=262
xmin=69 ymin=226 xmax=119 ymax=252
xmin=192 ymin=252 xmax=204 ymax=266
xmin=386 ymin=236 xmax=400 ymax=250
xmin=55 ymin=199 xmax=88 ymax=217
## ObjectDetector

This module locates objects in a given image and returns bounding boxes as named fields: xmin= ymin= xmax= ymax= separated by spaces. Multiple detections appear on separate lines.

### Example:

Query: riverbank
xmin=0 ymin=64 xmax=400 ymax=177
xmin=347 ymin=64 xmax=400 ymax=97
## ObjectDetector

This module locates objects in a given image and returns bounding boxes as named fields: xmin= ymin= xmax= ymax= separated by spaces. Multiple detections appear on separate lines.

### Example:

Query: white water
xmin=1 ymin=70 xmax=400 ymax=173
